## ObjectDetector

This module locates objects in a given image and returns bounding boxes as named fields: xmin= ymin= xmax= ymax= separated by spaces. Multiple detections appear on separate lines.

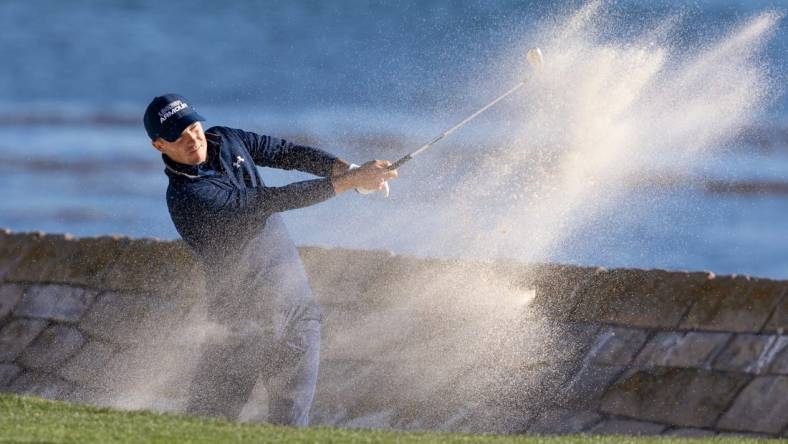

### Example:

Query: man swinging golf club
xmin=143 ymin=93 xmax=397 ymax=426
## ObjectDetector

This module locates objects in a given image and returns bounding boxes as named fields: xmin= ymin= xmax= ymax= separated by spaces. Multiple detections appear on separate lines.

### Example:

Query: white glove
xmin=349 ymin=163 xmax=390 ymax=197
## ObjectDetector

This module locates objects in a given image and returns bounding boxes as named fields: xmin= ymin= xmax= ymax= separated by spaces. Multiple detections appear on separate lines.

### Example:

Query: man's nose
xmin=184 ymin=130 xmax=199 ymax=142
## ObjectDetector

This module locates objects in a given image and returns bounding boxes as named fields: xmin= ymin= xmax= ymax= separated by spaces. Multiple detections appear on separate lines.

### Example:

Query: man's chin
xmin=193 ymin=149 xmax=208 ymax=165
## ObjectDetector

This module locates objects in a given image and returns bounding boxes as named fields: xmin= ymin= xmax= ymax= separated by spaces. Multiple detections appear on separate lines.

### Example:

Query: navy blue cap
xmin=143 ymin=94 xmax=205 ymax=142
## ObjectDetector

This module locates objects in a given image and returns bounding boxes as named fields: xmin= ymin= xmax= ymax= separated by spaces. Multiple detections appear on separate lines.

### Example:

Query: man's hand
xmin=331 ymin=160 xmax=398 ymax=195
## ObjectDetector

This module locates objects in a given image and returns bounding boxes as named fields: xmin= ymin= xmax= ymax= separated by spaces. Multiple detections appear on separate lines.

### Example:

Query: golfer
xmin=143 ymin=93 xmax=397 ymax=425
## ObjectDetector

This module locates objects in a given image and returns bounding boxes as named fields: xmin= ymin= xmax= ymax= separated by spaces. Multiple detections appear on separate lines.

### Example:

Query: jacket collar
xmin=163 ymin=132 xmax=223 ymax=178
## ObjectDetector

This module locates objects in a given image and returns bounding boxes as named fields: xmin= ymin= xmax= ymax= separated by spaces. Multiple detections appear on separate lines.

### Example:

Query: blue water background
xmin=0 ymin=0 xmax=786 ymax=278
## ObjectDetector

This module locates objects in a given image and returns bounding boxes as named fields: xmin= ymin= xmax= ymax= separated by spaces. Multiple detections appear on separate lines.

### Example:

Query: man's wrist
xmin=331 ymin=159 xmax=353 ymax=178
xmin=331 ymin=173 xmax=354 ymax=194
xmin=330 ymin=159 xmax=360 ymax=194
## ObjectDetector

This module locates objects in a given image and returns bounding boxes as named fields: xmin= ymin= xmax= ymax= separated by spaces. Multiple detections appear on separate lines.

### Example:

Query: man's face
xmin=151 ymin=121 xmax=207 ymax=165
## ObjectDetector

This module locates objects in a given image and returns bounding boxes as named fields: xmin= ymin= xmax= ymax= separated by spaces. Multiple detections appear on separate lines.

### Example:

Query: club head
xmin=527 ymin=47 xmax=544 ymax=70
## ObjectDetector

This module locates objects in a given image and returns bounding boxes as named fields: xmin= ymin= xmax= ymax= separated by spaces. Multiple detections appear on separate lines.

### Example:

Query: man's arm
xmin=182 ymin=178 xmax=336 ymax=220
xmin=178 ymin=160 xmax=396 ymax=219
xmin=237 ymin=128 xmax=341 ymax=177
xmin=234 ymin=128 xmax=398 ymax=196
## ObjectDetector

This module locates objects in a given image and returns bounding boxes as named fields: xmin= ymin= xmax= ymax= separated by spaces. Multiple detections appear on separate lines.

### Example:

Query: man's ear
xmin=151 ymin=139 xmax=165 ymax=153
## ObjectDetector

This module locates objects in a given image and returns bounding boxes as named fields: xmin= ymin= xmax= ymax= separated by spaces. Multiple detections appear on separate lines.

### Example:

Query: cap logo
xmin=158 ymin=100 xmax=189 ymax=123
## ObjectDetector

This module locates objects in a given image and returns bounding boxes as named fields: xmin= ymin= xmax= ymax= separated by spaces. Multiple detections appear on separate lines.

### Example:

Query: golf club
xmin=388 ymin=47 xmax=544 ymax=171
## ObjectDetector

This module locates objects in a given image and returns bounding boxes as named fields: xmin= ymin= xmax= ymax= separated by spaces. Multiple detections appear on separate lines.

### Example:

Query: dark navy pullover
xmin=164 ymin=126 xmax=337 ymax=328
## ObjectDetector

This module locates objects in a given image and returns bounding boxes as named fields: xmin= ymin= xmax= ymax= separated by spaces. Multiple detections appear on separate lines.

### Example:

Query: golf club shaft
xmin=388 ymin=79 xmax=528 ymax=170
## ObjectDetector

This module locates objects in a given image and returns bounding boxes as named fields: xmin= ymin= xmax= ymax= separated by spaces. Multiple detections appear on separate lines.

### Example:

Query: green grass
xmin=0 ymin=394 xmax=777 ymax=444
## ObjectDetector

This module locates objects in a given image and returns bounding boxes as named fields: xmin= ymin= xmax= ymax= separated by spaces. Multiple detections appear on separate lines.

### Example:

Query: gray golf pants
xmin=185 ymin=317 xmax=321 ymax=426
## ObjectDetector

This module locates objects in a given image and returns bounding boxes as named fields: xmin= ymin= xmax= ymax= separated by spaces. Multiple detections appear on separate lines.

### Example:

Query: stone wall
xmin=1 ymin=229 xmax=787 ymax=437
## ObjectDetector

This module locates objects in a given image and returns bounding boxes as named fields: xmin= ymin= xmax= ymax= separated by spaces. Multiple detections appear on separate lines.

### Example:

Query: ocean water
xmin=0 ymin=0 xmax=786 ymax=278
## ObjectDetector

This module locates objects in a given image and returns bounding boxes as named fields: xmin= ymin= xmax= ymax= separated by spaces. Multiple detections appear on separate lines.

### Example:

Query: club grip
xmin=388 ymin=155 xmax=412 ymax=171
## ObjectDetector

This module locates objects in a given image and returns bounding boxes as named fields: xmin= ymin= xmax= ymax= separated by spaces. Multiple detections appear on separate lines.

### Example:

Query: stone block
xmin=630 ymin=271 xmax=714 ymax=328
xmin=0 ymin=232 xmax=37 ymax=281
xmin=333 ymin=247 xmax=399 ymax=273
xmin=18 ymin=325 xmax=84 ymax=370
xmin=7 ymin=371 xmax=75 ymax=401
xmin=165 ymin=263 xmax=206 ymax=301
xmin=0 ymin=318 xmax=47 ymax=362
xmin=664 ymin=428 xmax=717 ymax=437
xmin=79 ymin=291 xmax=185 ymax=344
xmin=360 ymin=254 xmax=475 ymax=311
xmin=313 ymin=358 xmax=401 ymax=425
xmin=757 ymin=336 xmax=788 ymax=374
xmin=59 ymin=337 xmax=200 ymax=404
xmin=608 ymin=270 xmax=708 ymax=328
xmin=600 ymin=367 xmax=750 ymax=428
xmin=0 ymin=363 xmax=20 ymax=386
xmin=58 ymin=341 xmax=115 ymax=386
xmin=764 ymin=286 xmax=788 ymax=332
xmin=566 ymin=268 xmax=631 ymax=323
xmin=681 ymin=275 xmax=783 ymax=332
xmin=42 ymin=236 xmax=132 ymax=289
xmin=0 ymin=232 xmax=136 ymax=289
xmin=528 ymin=264 xmax=600 ymax=321
xmin=495 ymin=365 xmax=578 ymax=412
xmin=99 ymin=238 xmax=199 ymax=295
xmin=569 ymin=269 xmax=707 ymax=329
xmin=586 ymin=327 xmax=649 ymax=366
xmin=4 ymin=233 xmax=75 ymax=283
xmin=0 ymin=284 xmax=24 ymax=321
xmin=590 ymin=418 xmax=667 ymax=435
xmin=3 ymin=233 xmax=201 ymax=298
xmin=13 ymin=284 xmax=96 ymax=322
xmin=320 ymin=306 xmax=424 ymax=362
xmin=634 ymin=331 xmax=730 ymax=369
xmin=300 ymin=246 xmax=394 ymax=307
xmin=767 ymin=337 xmax=788 ymax=374
xmin=717 ymin=376 xmax=788 ymax=434
xmin=548 ymin=322 xmax=602 ymax=363
xmin=480 ymin=323 xmax=600 ymax=395
xmin=713 ymin=334 xmax=777 ymax=373
xmin=0 ymin=229 xmax=13 ymax=274
xmin=560 ymin=363 xmax=625 ymax=408
xmin=528 ymin=408 xmax=602 ymax=434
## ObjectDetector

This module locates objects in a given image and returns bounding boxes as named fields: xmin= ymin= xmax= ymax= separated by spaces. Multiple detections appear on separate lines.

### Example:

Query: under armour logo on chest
xmin=233 ymin=156 xmax=245 ymax=168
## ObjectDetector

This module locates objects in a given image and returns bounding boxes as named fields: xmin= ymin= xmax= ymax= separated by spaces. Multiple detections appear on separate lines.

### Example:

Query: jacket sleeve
xmin=235 ymin=128 xmax=339 ymax=177
xmin=182 ymin=178 xmax=336 ymax=220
